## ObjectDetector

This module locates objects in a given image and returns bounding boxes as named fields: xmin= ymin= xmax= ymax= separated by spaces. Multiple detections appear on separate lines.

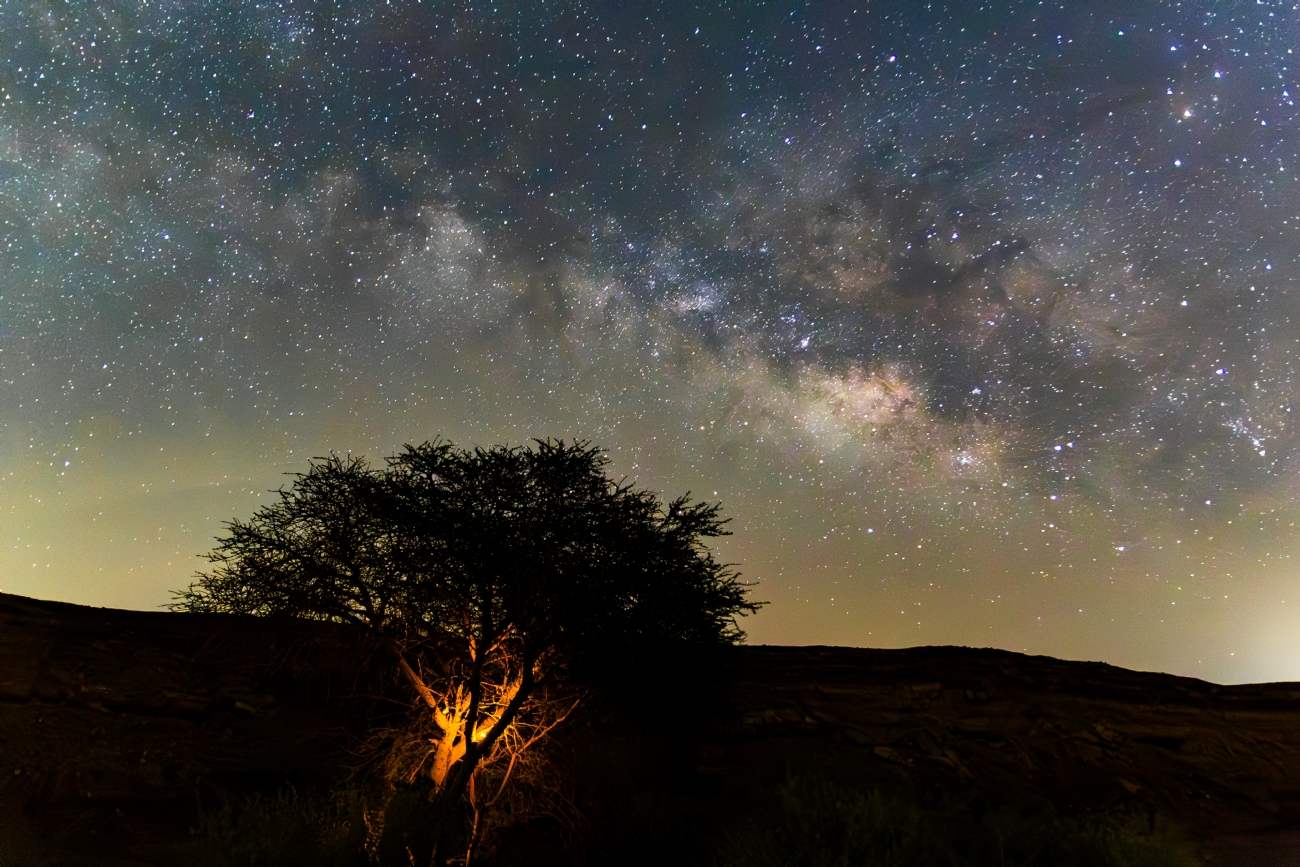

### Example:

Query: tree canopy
xmin=173 ymin=439 xmax=758 ymax=862
xmin=176 ymin=439 xmax=754 ymax=650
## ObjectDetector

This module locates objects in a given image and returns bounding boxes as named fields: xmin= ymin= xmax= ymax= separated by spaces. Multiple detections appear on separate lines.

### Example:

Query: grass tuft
xmin=716 ymin=772 xmax=1196 ymax=867
xmin=191 ymin=784 xmax=451 ymax=867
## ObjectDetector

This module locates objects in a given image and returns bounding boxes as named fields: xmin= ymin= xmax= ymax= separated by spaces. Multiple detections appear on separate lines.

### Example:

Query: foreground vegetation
xmin=721 ymin=774 xmax=1194 ymax=867
xmin=193 ymin=772 xmax=1194 ymax=867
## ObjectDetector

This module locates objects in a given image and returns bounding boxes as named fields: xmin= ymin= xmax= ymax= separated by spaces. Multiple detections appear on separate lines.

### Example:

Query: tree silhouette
xmin=173 ymin=439 xmax=758 ymax=864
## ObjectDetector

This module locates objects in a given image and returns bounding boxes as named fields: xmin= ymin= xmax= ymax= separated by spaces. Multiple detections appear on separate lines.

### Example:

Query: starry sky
xmin=3 ymin=0 xmax=1299 ymax=683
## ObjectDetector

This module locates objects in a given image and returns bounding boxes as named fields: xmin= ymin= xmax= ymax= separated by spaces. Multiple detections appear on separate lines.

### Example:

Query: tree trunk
xmin=424 ymin=660 xmax=535 ymax=865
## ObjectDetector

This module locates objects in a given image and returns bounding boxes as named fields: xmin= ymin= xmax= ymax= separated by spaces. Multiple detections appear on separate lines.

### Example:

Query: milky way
xmin=3 ymin=0 xmax=1299 ymax=682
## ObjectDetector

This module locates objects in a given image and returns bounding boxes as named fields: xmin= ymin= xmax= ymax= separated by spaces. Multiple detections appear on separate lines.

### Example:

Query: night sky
xmin=3 ymin=0 xmax=1299 ymax=683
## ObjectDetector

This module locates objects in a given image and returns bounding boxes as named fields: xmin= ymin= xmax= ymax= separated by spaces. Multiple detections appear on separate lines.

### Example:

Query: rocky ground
xmin=0 ymin=592 xmax=370 ymax=865
xmin=2 ymin=592 xmax=1300 ymax=865
xmin=715 ymin=646 xmax=1300 ymax=866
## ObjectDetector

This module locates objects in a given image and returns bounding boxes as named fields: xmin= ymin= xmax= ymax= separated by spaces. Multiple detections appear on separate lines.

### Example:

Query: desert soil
xmin=2 ymin=592 xmax=1300 ymax=865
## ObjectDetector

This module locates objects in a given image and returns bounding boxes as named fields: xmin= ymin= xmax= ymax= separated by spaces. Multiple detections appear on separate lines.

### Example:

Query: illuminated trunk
xmin=429 ymin=688 xmax=469 ymax=790
xmin=395 ymin=649 xmax=537 ymax=867
xmin=395 ymin=652 xmax=529 ymax=793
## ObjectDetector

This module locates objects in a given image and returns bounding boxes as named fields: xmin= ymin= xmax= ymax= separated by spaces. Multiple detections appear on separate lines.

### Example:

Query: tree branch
xmin=397 ymin=655 xmax=439 ymax=711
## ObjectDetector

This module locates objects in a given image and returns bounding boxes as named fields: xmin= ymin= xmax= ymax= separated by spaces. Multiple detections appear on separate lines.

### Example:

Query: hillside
xmin=2 ymin=592 xmax=1299 ymax=865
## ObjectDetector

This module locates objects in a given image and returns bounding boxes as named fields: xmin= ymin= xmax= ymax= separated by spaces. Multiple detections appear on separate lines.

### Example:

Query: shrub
xmin=192 ymin=784 xmax=450 ymax=867
xmin=716 ymin=773 xmax=1195 ymax=867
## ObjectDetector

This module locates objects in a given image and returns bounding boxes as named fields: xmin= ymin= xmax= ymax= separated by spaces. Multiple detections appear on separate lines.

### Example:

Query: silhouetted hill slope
xmin=2 ymin=592 xmax=1299 ymax=865
xmin=0 ymin=592 xmax=374 ymax=865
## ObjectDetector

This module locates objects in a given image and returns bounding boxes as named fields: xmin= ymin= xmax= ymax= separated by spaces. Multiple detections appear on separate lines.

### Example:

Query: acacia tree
xmin=173 ymin=439 xmax=757 ymax=863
